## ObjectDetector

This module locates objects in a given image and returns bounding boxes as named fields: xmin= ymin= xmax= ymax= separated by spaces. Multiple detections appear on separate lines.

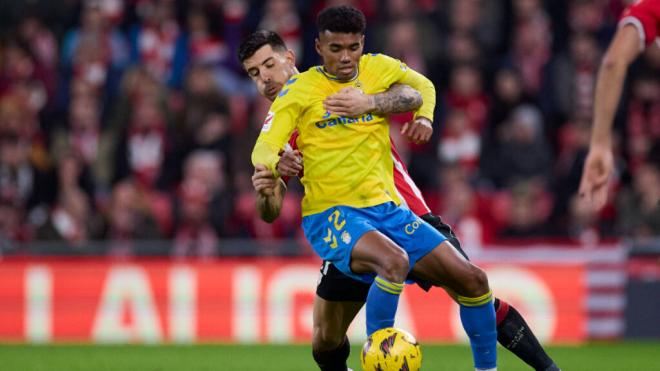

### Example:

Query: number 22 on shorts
xmin=323 ymin=209 xmax=346 ymax=248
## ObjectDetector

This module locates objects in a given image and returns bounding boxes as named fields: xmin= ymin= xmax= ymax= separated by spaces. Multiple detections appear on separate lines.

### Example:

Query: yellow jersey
xmin=252 ymin=53 xmax=436 ymax=216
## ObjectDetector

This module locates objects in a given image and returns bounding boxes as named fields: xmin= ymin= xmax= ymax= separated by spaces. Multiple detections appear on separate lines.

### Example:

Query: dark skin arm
xmin=323 ymin=83 xmax=422 ymax=116
xmin=323 ymin=84 xmax=432 ymax=144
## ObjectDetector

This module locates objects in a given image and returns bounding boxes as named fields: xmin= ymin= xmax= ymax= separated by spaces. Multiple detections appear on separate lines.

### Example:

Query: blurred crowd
xmin=0 ymin=0 xmax=658 ymax=256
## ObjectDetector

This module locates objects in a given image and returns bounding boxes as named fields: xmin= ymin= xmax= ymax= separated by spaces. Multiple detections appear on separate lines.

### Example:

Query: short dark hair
xmin=237 ymin=30 xmax=287 ymax=63
xmin=317 ymin=5 xmax=366 ymax=35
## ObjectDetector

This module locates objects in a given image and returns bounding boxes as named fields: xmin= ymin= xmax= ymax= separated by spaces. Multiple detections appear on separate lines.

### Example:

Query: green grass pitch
xmin=0 ymin=342 xmax=658 ymax=370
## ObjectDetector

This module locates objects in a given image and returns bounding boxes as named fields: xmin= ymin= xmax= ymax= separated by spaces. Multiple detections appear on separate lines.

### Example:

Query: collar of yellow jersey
xmin=316 ymin=65 xmax=359 ymax=82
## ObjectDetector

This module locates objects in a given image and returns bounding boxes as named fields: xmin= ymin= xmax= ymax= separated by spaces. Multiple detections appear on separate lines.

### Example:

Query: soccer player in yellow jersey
xmin=252 ymin=6 xmax=497 ymax=370
xmin=242 ymin=30 xmax=559 ymax=371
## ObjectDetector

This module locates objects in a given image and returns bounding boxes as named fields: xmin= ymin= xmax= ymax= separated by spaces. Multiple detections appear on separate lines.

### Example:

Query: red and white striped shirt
xmin=619 ymin=0 xmax=660 ymax=50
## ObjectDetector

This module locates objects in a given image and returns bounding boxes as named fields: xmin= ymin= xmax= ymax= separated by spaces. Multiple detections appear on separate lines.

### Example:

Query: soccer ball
xmin=360 ymin=327 xmax=422 ymax=371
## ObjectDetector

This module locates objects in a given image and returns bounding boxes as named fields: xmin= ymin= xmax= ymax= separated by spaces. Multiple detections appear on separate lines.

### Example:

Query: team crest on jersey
xmin=354 ymin=80 xmax=363 ymax=89
xmin=341 ymin=231 xmax=351 ymax=244
xmin=262 ymin=111 xmax=274 ymax=132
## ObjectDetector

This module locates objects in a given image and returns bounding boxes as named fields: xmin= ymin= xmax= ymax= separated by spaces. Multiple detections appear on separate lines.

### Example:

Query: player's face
xmin=315 ymin=31 xmax=364 ymax=81
xmin=243 ymin=44 xmax=296 ymax=101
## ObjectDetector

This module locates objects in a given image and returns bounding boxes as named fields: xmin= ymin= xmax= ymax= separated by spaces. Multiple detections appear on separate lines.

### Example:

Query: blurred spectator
xmin=258 ymin=0 xmax=302 ymax=59
xmin=172 ymin=178 xmax=218 ymax=258
xmin=233 ymin=170 xmax=300 ymax=240
xmin=437 ymin=109 xmax=481 ymax=177
xmin=185 ymin=6 xmax=226 ymax=67
xmin=625 ymin=75 xmax=660 ymax=173
xmin=0 ymin=40 xmax=49 ymax=114
xmin=506 ymin=0 xmax=552 ymax=95
xmin=182 ymin=74 xmax=231 ymax=157
xmin=544 ymin=32 xmax=601 ymax=124
xmin=497 ymin=180 xmax=552 ymax=239
xmin=129 ymin=0 xmax=186 ymax=87
xmin=384 ymin=18 xmax=428 ymax=73
xmin=446 ymin=0 xmax=505 ymax=54
xmin=181 ymin=150 xmax=235 ymax=237
xmin=61 ymin=0 xmax=129 ymax=96
xmin=113 ymin=94 xmax=171 ymax=188
xmin=0 ymin=132 xmax=54 ymax=227
xmin=617 ymin=162 xmax=660 ymax=238
xmin=102 ymin=179 xmax=162 ymax=256
xmin=372 ymin=0 xmax=441 ymax=79
xmin=159 ymin=64 xmax=232 ymax=188
xmin=550 ymin=119 xmax=593 ymax=231
xmin=445 ymin=64 xmax=489 ymax=133
xmin=564 ymin=193 xmax=602 ymax=246
xmin=482 ymin=105 xmax=552 ymax=188
xmin=51 ymin=93 xmax=114 ymax=192
xmin=485 ymin=67 xmax=534 ymax=133
xmin=568 ymin=0 xmax=612 ymax=40
xmin=36 ymin=188 xmax=93 ymax=247
xmin=17 ymin=15 xmax=58 ymax=100
xmin=0 ymin=195 xmax=30 ymax=243
xmin=431 ymin=163 xmax=490 ymax=252
xmin=445 ymin=32 xmax=482 ymax=67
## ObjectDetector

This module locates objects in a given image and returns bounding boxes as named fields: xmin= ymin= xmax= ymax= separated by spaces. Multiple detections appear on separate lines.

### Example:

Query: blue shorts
xmin=302 ymin=202 xmax=447 ymax=283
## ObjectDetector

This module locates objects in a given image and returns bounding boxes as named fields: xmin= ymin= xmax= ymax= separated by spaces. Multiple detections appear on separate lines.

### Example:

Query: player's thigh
xmin=302 ymin=206 xmax=384 ymax=283
xmin=313 ymin=296 xmax=363 ymax=348
xmin=411 ymin=240 xmax=489 ymax=297
xmin=420 ymin=213 xmax=469 ymax=260
xmin=349 ymin=230 xmax=409 ymax=280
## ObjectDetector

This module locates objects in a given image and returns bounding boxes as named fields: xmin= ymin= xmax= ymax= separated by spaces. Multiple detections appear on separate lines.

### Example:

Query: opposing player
xmin=252 ymin=6 xmax=499 ymax=370
xmin=240 ymin=30 xmax=559 ymax=371
xmin=579 ymin=0 xmax=660 ymax=210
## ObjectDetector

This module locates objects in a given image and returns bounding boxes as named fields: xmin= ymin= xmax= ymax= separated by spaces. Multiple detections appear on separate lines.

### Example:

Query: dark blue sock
xmin=459 ymin=291 xmax=497 ymax=370
xmin=365 ymin=276 xmax=403 ymax=336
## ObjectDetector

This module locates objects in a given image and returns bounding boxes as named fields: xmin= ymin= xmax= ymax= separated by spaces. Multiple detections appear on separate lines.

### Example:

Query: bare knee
xmin=377 ymin=248 xmax=409 ymax=283
xmin=461 ymin=265 xmax=490 ymax=297
xmin=312 ymin=323 xmax=345 ymax=352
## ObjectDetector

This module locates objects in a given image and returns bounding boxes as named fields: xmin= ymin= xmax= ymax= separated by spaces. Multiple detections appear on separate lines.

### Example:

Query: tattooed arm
xmin=323 ymin=84 xmax=421 ymax=117
xmin=371 ymin=83 xmax=422 ymax=115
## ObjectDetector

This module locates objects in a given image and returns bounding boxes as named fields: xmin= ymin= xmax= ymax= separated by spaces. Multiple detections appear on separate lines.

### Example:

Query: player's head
xmin=238 ymin=30 xmax=296 ymax=101
xmin=315 ymin=5 xmax=365 ymax=82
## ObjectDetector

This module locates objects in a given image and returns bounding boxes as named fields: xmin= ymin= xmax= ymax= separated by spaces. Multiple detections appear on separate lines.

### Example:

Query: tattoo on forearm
xmin=372 ymin=84 xmax=422 ymax=115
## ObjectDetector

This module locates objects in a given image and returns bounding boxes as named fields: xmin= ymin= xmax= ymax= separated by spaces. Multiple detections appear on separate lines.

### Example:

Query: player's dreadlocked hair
xmin=317 ymin=5 xmax=366 ymax=35
xmin=237 ymin=30 xmax=287 ymax=63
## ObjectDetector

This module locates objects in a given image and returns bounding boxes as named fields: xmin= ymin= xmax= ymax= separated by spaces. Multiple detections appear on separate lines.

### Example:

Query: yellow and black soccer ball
xmin=360 ymin=327 xmax=422 ymax=371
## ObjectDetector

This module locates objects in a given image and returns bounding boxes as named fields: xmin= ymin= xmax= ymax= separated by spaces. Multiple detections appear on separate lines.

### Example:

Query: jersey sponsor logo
xmin=404 ymin=219 xmax=423 ymax=235
xmin=262 ymin=111 xmax=274 ymax=132
xmin=314 ymin=112 xmax=374 ymax=129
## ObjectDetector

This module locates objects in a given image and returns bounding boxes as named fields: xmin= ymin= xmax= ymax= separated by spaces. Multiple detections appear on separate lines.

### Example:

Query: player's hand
xmin=277 ymin=149 xmax=303 ymax=177
xmin=401 ymin=117 xmax=433 ymax=144
xmin=323 ymin=87 xmax=373 ymax=117
xmin=578 ymin=145 xmax=614 ymax=211
xmin=252 ymin=164 xmax=277 ymax=197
